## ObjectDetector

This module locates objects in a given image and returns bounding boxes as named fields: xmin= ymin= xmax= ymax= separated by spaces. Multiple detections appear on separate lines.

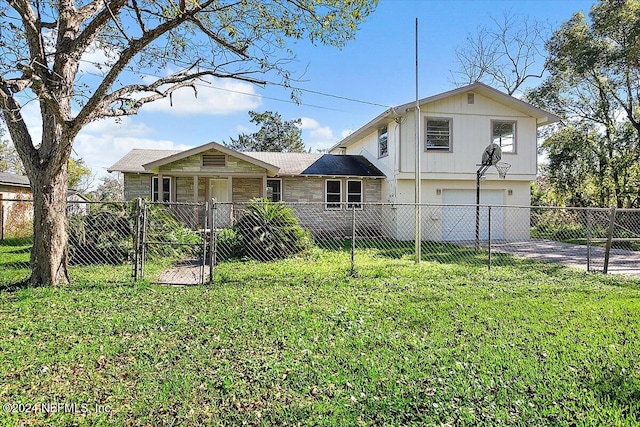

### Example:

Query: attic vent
xmin=202 ymin=154 xmax=226 ymax=167
xmin=467 ymin=93 xmax=475 ymax=104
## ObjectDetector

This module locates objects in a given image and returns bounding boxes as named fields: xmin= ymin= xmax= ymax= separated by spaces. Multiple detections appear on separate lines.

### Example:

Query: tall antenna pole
xmin=414 ymin=17 xmax=422 ymax=264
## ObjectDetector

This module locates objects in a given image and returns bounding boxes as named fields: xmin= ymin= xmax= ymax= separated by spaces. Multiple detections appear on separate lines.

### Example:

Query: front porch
xmin=156 ymin=174 xmax=269 ymax=204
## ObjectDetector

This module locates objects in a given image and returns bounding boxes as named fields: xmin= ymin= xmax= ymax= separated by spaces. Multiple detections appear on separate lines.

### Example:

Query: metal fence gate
xmin=134 ymin=200 xmax=212 ymax=285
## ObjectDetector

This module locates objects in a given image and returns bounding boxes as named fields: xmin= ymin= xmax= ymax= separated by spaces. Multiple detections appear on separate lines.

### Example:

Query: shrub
xmin=143 ymin=203 xmax=202 ymax=260
xmin=214 ymin=228 xmax=241 ymax=262
xmin=234 ymin=198 xmax=313 ymax=261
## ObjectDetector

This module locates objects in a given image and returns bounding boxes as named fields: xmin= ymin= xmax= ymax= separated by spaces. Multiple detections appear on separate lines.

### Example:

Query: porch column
xmin=228 ymin=176 xmax=233 ymax=202
xmin=157 ymin=173 xmax=163 ymax=202
xmin=262 ymin=175 xmax=267 ymax=198
xmin=193 ymin=176 xmax=198 ymax=203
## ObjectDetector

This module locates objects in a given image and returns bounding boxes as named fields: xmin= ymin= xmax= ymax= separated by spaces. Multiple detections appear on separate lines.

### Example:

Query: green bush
xmin=144 ymin=204 xmax=202 ymax=260
xmin=234 ymin=198 xmax=313 ymax=261
xmin=214 ymin=228 xmax=241 ymax=262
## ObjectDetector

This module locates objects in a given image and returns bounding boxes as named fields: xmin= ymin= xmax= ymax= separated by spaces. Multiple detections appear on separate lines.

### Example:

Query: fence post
xmin=0 ymin=199 xmax=4 ymax=241
xmin=133 ymin=197 xmax=142 ymax=281
xmin=586 ymin=208 xmax=591 ymax=272
xmin=140 ymin=201 xmax=148 ymax=280
xmin=209 ymin=199 xmax=216 ymax=284
xmin=603 ymin=206 xmax=616 ymax=274
xmin=350 ymin=203 xmax=356 ymax=276
xmin=201 ymin=201 xmax=208 ymax=285
xmin=488 ymin=205 xmax=492 ymax=270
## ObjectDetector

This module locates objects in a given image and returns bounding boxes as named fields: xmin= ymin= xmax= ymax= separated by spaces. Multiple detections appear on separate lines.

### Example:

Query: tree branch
xmin=0 ymin=78 xmax=38 ymax=172
xmin=91 ymin=70 xmax=265 ymax=120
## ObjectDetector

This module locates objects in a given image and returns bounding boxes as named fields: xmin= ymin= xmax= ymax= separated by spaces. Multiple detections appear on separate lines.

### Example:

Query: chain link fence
xmin=2 ymin=198 xmax=640 ymax=287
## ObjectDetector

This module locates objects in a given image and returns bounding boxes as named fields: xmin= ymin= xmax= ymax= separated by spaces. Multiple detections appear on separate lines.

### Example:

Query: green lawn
xmin=1 ymin=248 xmax=640 ymax=425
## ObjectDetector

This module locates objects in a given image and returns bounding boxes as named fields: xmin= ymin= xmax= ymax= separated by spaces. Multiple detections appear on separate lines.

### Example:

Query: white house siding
xmin=399 ymin=92 xmax=538 ymax=179
xmin=393 ymin=179 xmax=531 ymax=242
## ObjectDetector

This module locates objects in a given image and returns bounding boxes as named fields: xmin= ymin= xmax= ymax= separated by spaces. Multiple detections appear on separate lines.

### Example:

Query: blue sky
xmin=53 ymin=0 xmax=596 ymax=183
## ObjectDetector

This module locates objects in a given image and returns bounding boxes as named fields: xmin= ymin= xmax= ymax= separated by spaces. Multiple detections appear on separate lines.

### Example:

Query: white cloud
xmin=73 ymin=117 xmax=191 ymax=185
xmin=300 ymin=117 xmax=336 ymax=151
xmin=141 ymin=77 xmax=262 ymax=115
xmin=79 ymin=42 xmax=119 ymax=75
xmin=341 ymin=129 xmax=355 ymax=139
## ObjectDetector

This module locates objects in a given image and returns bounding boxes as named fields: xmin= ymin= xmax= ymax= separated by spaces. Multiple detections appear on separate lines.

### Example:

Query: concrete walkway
xmin=492 ymin=239 xmax=640 ymax=278
xmin=158 ymin=258 xmax=210 ymax=285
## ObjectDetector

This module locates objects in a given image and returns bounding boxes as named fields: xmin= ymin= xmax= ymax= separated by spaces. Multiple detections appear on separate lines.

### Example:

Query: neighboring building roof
xmin=300 ymin=154 xmax=385 ymax=177
xmin=0 ymin=172 xmax=30 ymax=188
xmin=330 ymin=82 xmax=562 ymax=152
xmin=67 ymin=189 xmax=91 ymax=201
xmin=108 ymin=149 xmax=182 ymax=173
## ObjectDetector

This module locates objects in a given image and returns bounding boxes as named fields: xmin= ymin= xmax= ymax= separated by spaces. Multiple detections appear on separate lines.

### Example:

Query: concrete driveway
xmin=491 ymin=239 xmax=640 ymax=279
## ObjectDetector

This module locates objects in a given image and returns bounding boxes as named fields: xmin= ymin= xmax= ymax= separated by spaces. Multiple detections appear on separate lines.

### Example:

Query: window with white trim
xmin=425 ymin=118 xmax=452 ymax=151
xmin=347 ymin=180 xmax=363 ymax=209
xmin=378 ymin=126 xmax=388 ymax=158
xmin=266 ymin=179 xmax=282 ymax=202
xmin=325 ymin=179 xmax=342 ymax=210
xmin=152 ymin=176 xmax=172 ymax=202
xmin=492 ymin=121 xmax=516 ymax=153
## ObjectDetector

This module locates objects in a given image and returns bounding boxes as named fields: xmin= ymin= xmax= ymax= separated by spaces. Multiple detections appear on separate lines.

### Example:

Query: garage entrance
xmin=441 ymin=189 xmax=504 ymax=241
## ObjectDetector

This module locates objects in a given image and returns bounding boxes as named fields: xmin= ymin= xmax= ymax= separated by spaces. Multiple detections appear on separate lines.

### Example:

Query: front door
xmin=209 ymin=178 xmax=231 ymax=227
xmin=209 ymin=178 xmax=229 ymax=203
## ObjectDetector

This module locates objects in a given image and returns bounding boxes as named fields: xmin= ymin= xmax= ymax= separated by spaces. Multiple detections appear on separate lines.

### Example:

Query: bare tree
xmin=0 ymin=0 xmax=376 ymax=286
xmin=451 ymin=12 xmax=549 ymax=95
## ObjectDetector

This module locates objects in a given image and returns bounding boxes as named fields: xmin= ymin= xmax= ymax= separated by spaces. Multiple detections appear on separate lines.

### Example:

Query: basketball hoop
xmin=495 ymin=161 xmax=511 ymax=179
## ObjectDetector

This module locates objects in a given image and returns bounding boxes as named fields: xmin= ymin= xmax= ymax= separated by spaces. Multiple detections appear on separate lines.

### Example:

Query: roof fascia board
xmin=328 ymin=108 xmax=395 ymax=153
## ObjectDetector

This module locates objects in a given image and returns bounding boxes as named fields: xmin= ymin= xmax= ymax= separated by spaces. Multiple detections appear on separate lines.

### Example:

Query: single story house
xmin=108 ymin=143 xmax=386 ymax=233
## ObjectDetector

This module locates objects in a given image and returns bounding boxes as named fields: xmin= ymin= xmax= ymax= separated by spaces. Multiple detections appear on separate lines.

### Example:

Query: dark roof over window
xmin=301 ymin=154 xmax=385 ymax=177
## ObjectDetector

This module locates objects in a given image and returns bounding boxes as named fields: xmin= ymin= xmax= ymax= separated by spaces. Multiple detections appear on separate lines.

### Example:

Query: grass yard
xmin=1 ymin=247 xmax=640 ymax=426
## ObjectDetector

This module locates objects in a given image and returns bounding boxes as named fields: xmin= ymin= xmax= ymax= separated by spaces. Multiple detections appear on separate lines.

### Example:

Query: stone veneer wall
xmin=232 ymin=178 xmax=262 ymax=202
xmin=123 ymin=173 xmax=151 ymax=200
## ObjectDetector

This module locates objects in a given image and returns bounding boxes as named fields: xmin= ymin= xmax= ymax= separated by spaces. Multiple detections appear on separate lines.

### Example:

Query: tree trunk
xmin=29 ymin=163 xmax=70 ymax=286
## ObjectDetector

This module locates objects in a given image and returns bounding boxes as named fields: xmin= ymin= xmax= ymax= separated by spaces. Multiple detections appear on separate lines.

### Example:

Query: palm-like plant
xmin=235 ymin=198 xmax=312 ymax=261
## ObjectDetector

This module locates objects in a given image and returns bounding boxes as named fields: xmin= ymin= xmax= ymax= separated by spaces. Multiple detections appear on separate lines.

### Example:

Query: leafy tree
xmin=68 ymin=158 xmax=93 ymax=192
xmin=528 ymin=0 xmax=640 ymax=207
xmin=0 ymin=125 xmax=25 ymax=175
xmin=0 ymin=0 xmax=375 ymax=286
xmin=90 ymin=175 xmax=124 ymax=202
xmin=451 ymin=12 xmax=549 ymax=94
xmin=225 ymin=111 xmax=306 ymax=152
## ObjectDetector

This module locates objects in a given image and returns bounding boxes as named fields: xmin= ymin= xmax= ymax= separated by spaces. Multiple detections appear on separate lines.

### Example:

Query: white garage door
xmin=441 ymin=189 xmax=504 ymax=241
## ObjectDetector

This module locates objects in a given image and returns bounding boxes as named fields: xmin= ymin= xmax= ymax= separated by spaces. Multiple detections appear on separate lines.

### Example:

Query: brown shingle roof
xmin=108 ymin=148 xmax=385 ymax=178
xmin=107 ymin=149 xmax=182 ymax=173
xmin=243 ymin=152 xmax=322 ymax=175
